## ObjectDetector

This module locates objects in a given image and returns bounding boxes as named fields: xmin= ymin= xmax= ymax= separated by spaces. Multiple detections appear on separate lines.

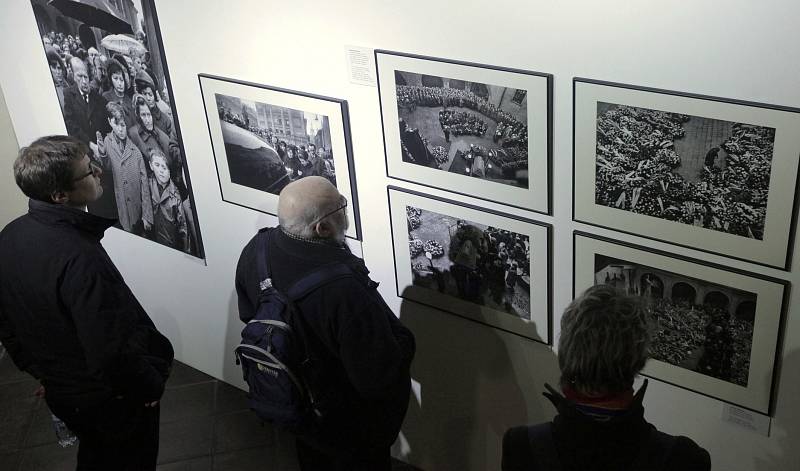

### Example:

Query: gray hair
xmin=558 ymin=284 xmax=650 ymax=395
xmin=279 ymin=196 xmax=343 ymax=239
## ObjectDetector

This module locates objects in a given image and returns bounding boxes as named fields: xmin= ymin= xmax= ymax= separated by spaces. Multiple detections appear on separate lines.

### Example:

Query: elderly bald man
xmin=235 ymin=177 xmax=416 ymax=471
xmin=62 ymin=56 xmax=109 ymax=149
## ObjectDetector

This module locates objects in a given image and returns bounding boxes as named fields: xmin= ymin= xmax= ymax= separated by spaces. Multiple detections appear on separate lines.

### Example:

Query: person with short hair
xmin=128 ymin=94 xmax=181 ymax=168
xmin=45 ymin=45 xmax=67 ymax=108
xmin=135 ymin=70 xmax=175 ymax=139
xmin=102 ymin=57 xmax=134 ymax=124
xmin=0 ymin=135 xmax=173 ymax=470
xmin=235 ymin=177 xmax=415 ymax=470
xmin=147 ymin=149 xmax=189 ymax=251
xmin=62 ymin=57 xmax=109 ymax=147
xmin=502 ymin=284 xmax=710 ymax=470
xmin=96 ymin=101 xmax=153 ymax=234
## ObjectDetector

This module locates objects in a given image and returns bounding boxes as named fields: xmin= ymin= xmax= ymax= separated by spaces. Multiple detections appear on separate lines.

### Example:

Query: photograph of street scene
xmin=407 ymin=206 xmax=531 ymax=319
xmin=215 ymin=93 xmax=336 ymax=195
xmin=594 ymin=254 xmax=756 ymax=386
xmin=595 ymin=102 xmax=775 ymax=240
xmin=395 ymin=70 xmax=529 ymax=188
xmin=31 ymin=0 xmax=203 ymax=256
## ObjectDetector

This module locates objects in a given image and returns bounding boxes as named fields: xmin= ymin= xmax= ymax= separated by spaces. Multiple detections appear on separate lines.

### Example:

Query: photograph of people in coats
xmin=30 ymin=0 xmax=204 ymax=257
xmin=96 ymin=101 xmax=152 ymax=235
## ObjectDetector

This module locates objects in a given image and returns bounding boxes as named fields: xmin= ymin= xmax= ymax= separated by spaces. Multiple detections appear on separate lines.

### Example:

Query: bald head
xmin=70 ymin=57 xmax=90 ymax=93
xmin=278 ymin=176 xmax=347 ymax=241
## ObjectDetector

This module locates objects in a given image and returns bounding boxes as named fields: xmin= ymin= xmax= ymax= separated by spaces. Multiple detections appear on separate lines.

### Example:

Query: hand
xmin=144 ymin=401 xmax=159 ymax=407
xmin=143 ymin=219 xmax=152 ymax=232
xmin=96 ymin=131 xmax=105 ymax=154
xmin=33 ymin=385 xmax=45 ymax=398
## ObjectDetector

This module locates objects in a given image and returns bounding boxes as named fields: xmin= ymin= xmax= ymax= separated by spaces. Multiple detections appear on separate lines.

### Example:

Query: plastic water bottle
xmin=51 ymin=413 xmax=78 ymax=448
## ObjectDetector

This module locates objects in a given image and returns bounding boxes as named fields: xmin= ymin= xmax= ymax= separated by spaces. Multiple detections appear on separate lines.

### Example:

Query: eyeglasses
xmin=309 ymin=196 xmax=348 ymax=227
xmin=72 ymin=162 xmax=99 ymax=181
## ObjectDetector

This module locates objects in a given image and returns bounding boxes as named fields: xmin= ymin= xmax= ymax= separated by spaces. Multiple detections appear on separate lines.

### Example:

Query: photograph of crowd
xmin=30 ymin=0 xmax=203 ymax=256
xmin=214 ymin=93 xmax=336 ymax=195
xmin=594 ymin=254 xmax=756 ymax=387
xmin=595 ymin=102 xmax=775 ymax=240
xmin=406 ymin=206 xmax=531 ymax=320
xmin=394 ymin=71 xmax=529 ymax=188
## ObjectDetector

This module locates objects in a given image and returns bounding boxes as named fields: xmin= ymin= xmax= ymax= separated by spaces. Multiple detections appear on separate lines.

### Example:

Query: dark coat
xmin=0 ymin=200 xmax=173 ymax=408
xmin=62 ymin=84 xmax=110 ymax=145
xmin=128 ymin=123 xmax=181 ymax=166
xmin=235 ymin=228 xmax=416 ymax=454
xmin=502 ymin=382 xmax=711 ymax=471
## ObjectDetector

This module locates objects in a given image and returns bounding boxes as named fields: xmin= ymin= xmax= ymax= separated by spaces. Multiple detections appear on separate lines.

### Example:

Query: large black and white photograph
xmin=199 ymin=75 xmax=360 ymax=240
xmin=574 ymin=79 xmax=800 ymax=269
xmin=214 ymin=94 xmax=336 ymax=194
xmin=30 ymin=0 xmax=204 ymax=257
xmin=594 ymin=254 xmax=756 ymax=387
xmin=596 ymin=103 xmax=774 ymax=240
xmin=574 ymin=232 xmax=787 ymax=414
xmin=377 ymin=51 xmax=552 ymax=214
xmin=395 ymin=71 xmax=529 ymax=188
xmin=389 ymin=187 xmax=551 ymax=343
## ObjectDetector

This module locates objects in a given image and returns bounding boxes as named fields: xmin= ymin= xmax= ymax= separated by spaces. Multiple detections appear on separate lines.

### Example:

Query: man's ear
xmin=312 ymin=221 xmax=333 ymax=239
xmin=50 ymin=190 xmax=69 ymax=205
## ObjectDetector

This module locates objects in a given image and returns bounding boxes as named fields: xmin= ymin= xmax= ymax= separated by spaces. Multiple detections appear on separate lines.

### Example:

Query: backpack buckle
xmin=259 ymin=277 xmax=273 ymax=291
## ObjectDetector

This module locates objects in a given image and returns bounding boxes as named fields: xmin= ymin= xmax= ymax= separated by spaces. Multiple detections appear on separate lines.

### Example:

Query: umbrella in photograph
xmin=48 ymin=0 xmax=133 ymax=35
xmin=100 ymin=34 xmax=147 ymax=55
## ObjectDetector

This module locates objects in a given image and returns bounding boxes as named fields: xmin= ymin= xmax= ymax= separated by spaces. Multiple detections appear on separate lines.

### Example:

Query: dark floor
xmin=0 ymin=347 xmax=419 ymax=470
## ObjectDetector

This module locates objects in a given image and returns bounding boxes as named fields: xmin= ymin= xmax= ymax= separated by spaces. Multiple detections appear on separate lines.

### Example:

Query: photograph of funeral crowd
xmin=215 ymin=94 xmax=336 ymax=195
xmin=31 ymin=0 xmax=202 ymax=256
xmin=594 ymin=254 xmax=756 ymax=387
xmin=407 ymin=206 xmax=531 ymax=319
xmin=595 ymin=102 xmax=775 ymax=240
xmin=394 ymin=71 xmax=529 ymax=188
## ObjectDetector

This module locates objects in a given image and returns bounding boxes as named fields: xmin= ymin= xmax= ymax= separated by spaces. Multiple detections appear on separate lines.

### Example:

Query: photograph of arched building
xmin=594 ymin=254 xmax=756 ymax=387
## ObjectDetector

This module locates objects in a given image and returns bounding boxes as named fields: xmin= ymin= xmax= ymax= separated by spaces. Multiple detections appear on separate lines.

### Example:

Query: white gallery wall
xmin=0 ymin=84 xmax=24 ymax=229
xmin=1 ymin=1 xmax=799 ymax=469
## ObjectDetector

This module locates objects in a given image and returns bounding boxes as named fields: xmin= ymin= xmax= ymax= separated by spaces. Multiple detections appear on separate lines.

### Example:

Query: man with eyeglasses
xmin=236 ymin=176 xmax=416 ymax=470
xmin=0 ymin=135 xmax=174 ymax=470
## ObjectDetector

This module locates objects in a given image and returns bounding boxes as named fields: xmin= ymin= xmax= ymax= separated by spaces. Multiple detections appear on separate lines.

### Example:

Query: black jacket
xmin=235 ymin=227 xmax=416 ymax=452
xmin=62 ymin=84 xmax=110 ymax=145
xmin=502 ymin=382 xmax=711 ymax=471
xmin=0 ymin=200 xmax=173 ymax=408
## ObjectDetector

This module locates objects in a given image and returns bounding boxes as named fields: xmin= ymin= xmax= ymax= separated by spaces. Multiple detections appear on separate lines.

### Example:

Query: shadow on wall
xmin=222 ymin=289 xmax=247 ymax=390
xmin=754 ymin=347 xmax=800 ymax=471
xmin=397 ymin=288 xmax=560 ymax=471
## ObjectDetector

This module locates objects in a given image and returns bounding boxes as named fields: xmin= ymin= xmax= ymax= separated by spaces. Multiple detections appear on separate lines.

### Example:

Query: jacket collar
xmin=28 ymin=199 xmax=116 ymax=240
xmin=543 ymin=379 xmax=648 ymax=423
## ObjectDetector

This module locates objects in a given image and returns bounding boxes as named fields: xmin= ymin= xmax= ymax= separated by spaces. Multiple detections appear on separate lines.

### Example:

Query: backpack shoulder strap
xmin=527 ymin=422 xmax=562 ymax=471
xmin=255 ymin=228 xmax=274 ymax=291
xmin=285 ymin=262 xmax=355 ymax=301
xmin=630 ymin=428 xmax=677 ymax=471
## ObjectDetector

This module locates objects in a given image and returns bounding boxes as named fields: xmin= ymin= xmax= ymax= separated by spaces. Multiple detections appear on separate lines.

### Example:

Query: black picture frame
xmin=573 ymin=77 xmax=800 ymax=270
xmin=198 ymin=73 xmax=362 ymax=241
xmin=376 ymin=50 xmax=553 ymax=215
xmin=388 ymin=185 xmax=553 ymax=344
xmin=30 ymin=0 xmax=206 ymax=258
xmin=572 ymin=230 xmax=789 ymax=415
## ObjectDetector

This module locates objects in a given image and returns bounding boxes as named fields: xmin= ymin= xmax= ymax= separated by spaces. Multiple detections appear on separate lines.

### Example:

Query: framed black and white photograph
xmin=574 ymin=78 xmax=800 ymax=269
xmin=574 ymin=231 xmax=788 ymax=414
xmin=30 ymin=0 xmax=205 ymax=257
xmin=377 ymin=50 xmax=552 ymax=214
xmin=389 ymin=186 xmax=551 ymax=343
xmin=199 ymin=74 xmax=361 ymax=240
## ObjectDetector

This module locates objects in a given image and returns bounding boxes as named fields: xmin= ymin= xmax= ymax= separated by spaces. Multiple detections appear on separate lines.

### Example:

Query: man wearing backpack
xmin=502 ymin=285 xmax=710 ymax=471
xmin=235 ymin=176 xmax=416 ymax=471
